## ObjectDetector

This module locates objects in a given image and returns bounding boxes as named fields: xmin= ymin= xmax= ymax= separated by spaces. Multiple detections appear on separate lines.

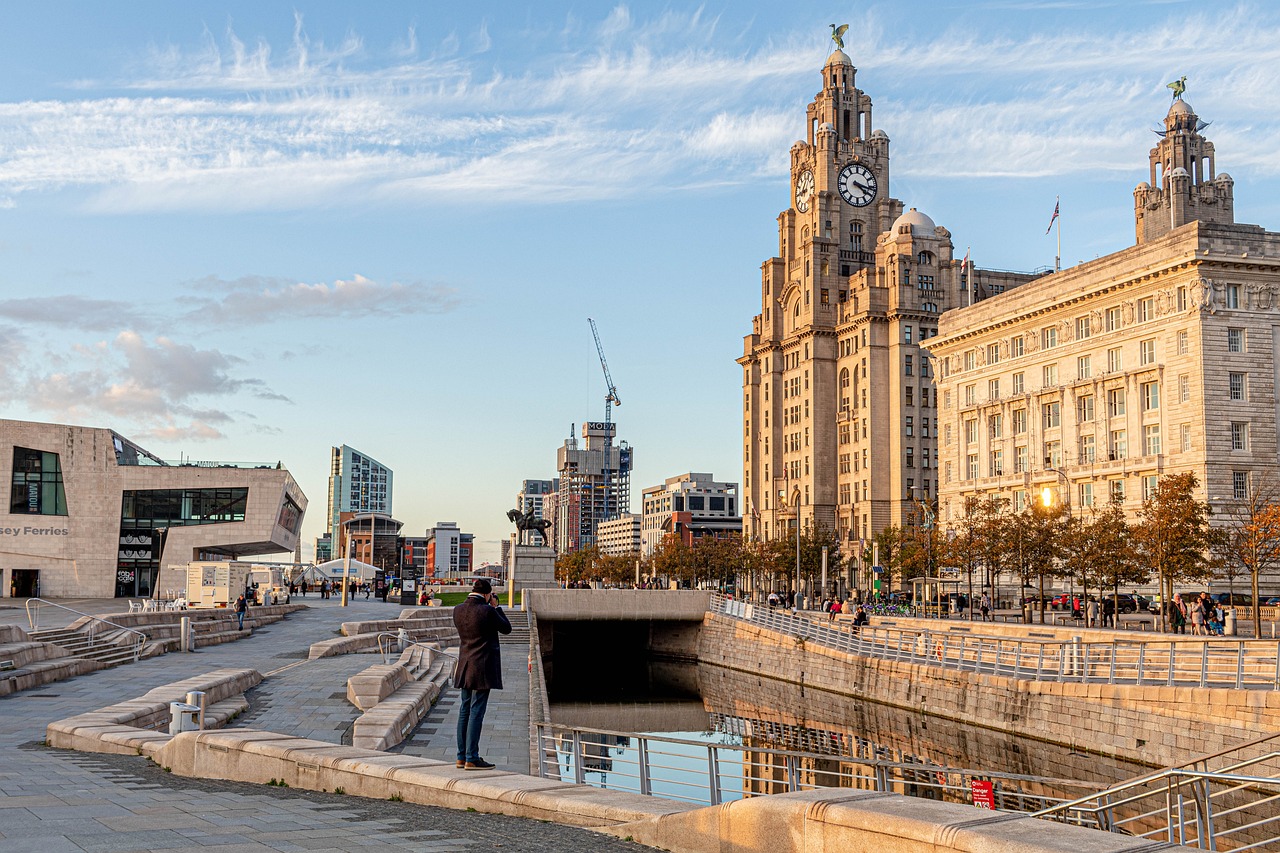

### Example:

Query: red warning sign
xmin=971 ymin=779 xmax=995 ymax=809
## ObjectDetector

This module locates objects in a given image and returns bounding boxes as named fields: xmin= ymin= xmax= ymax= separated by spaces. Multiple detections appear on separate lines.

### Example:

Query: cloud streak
xmin=0 ymin=5 xmax=1275 ymax=212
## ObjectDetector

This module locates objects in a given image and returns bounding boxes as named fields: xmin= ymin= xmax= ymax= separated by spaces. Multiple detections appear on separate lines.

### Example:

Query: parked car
xmin=1212 ymin=592 xmax=1252 ymax=607
xmin=1110 ymin=593 xmax=1148 ymax=614
xmin=1265 ymin=596 xmax=1280 ymax=607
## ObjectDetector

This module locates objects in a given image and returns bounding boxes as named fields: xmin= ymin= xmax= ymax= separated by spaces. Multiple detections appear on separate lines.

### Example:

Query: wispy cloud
xmin=0 ymin=5 xmax=1276 ymax=210
xmin=0 ymin=296 xmax=150 ymax=331
xmin=184 ymin=274 xmax=460 ymax=324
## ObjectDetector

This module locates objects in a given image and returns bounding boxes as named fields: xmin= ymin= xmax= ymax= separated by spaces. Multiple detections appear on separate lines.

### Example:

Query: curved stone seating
xmin=309 ymin=612 xmax=458 ymax=660
xmin=348 ymin=644 xmax=454 ymax=751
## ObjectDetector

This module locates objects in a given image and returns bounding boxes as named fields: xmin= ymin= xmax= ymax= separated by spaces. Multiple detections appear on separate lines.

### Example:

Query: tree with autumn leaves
xmin=1132 ymin=472 xmax=1214 ymax=631
xmin=1215 ymin=477 xmax=1280 ymax=631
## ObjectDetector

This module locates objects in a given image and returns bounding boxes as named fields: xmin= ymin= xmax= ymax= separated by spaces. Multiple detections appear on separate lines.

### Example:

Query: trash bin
xmin=169 ymin=702 xmax=201 ymax=735
xmin=396 ymin=627 xmax=410 ymax=653
xmin=1023 ymin=603 xmax=1032 ymax=622
xmin=185 ymin=691 xmax=206 ymax=729
xmin=1225 ymin=608 xmax=1237 ymax=636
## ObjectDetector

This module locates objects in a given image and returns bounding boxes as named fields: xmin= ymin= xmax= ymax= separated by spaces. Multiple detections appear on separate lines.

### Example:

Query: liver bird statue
xmin=830 ymin=23 xmax=848 ymax=50
xmin=1167 ymin=76 xmax=1187 ymax=100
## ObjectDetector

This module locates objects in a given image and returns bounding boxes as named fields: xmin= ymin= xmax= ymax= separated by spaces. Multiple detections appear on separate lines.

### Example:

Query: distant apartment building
xmin=322 ymin=445 xmax=393 ymax=561
xmin=597 ymin=513 xmax=642 ymax=556
xmin=553 ymin=423 xmax=633 ymax=553
xmin=641 ymin=473 xmax=741 ymax=556
xmin=516 ymin=478 xmax=555 ymax=547
xmin=425 ymin=521 xmax=473 ymax=578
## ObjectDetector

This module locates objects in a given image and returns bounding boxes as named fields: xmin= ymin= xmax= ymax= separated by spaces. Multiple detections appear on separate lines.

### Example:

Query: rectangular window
xmin=1108 ymin=388 xmax=1126 ymax=417
xmin=904 ymin=325 xmax=913 ymax=344
xmin=1042 ymin=326 xmax=1058 ymax=349
xmin=905 ymin=416 xmax=914 ymax=437
xmin=1011 ymin=336 xmax=1024 ymax=358
xmin=1079 ymin=433 xmax=1096 ymax=463
xmin=1106 ymin=307 xmax=1122 ymax=332
xmin=1044 ymin=440 xmax=1062 ymax=468
xmin=1177 ymin=330 xmax=1189 ymax=355
xmin=1144 ymin=424 xmax=1161 ymax=455
xmin=990 ymin=449 xmax=1004 ymax=476
xmin=1077 ymin=355 xmax=1091 ymax=380
xmin=989 ymin=413 xmax=1003 ymax=438
xmin=1110 ymin=429 xmax=1127 ymax=460
xmin=906 ymin=447 xmax=914 ymax=468
xmin=1177 ymin=287 xmax=1188 ymax=311
xmin=1012 ymin=409 xmax=1027 ymax=434
xmin=1014 ymin=490 xmax=1027 ymax=512
xmin=1230 ymin=373 xmax=1247 ymax=401
xmin=1139 ymin=339 xmax=1155 ymax=365
xmin=906 ymin=386 xmax=914 ymax=406
xmin=10 ymin=447 xmax=69 ymax=516
xmin=1012 ymin=372 xmax=1025 ymax=394
xmin=966 ymin=454 xmax=979 ymax=480
xmin=1227 ymin=285 xmax=1240 ymax=309
xmin=964 ymin=418 xmax=979 ymax=445
xmin=1179 ymin=374 xmax=1190 ymax=403
xmin=1076 ymin=316 xmax=1092 ymax=340
xmin=1233 ymin=470 xmax=1249 ymax=500
xmin=1180 ymin=423 xmax=1191 ymax=452
xmin=905 ymin=355 xmax=913 ymax=375
xmin=1141 ymin=381 xmax=1160 ymax=411
xmin=922 ymin=417 xmax=931 ymax=438
xmin=964 ymin=384 xmax=975 ymax=406
xmin=1142 ymin=475 xmax=1159 ymax=501
xmin=1077 ymin=395 xmax=1095 ymax=422
xmin=1110 ymin=479 xmax=1126 ymax=503
xmin=1015 ymin=445 xmax=1029 ymax=473
xmin=1079 ymin=482 xmax=1094 ymax=508
xmin=1042 ymin=401 xmax=1060 ymax=429
xmin=964 ymin=350 xmax=976 ymax=371
xmin=1138 ymin=297 xmax=1154 ymax=322
xmin=1107 ymin=347 xmax=1123 ymax=373
xmin=1231 ymin=421 xmax=1249 ymax=451
xmin=988 ymin=378 xmax=1000 ymax=400
xmin=1043 ymin=363 xmax=1058 ymax=386
xmin=1228 ymin=328 xmax=1245 ymax=353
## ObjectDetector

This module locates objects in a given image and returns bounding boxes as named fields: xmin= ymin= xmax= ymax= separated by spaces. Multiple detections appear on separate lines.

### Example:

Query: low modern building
xmin=1 ymin=418 xmax=306 ymax=599
xmin=596 ymin=513 xmax=641 ymax=556
xmin=641 ymin=473 xmax=741 ymax=556
xmin=425 ymin=521 xmax=473 ymax=578
xmin=927 ymin=94 xmax=1280 ymax=535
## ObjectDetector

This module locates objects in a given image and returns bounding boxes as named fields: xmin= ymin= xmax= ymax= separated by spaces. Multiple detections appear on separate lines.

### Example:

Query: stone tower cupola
xmin=1134 ymin=95 xmax=1235 ymax=244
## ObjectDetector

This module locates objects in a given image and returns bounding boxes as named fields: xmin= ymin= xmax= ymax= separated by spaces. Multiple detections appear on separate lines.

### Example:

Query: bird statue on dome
xmin=830 ymin=23 xmax=848 ymax=50
xmin=1167 ymin=76 xmax=1187 ymax=100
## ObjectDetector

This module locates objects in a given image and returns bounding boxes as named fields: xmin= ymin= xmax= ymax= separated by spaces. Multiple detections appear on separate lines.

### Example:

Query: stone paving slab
xmin=0 ymin=598 xmax=645 ymax=852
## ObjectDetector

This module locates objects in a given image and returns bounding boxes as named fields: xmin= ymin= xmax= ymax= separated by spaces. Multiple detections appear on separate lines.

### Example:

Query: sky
xmin=2 ymin=1 xmax=1279 ymax=564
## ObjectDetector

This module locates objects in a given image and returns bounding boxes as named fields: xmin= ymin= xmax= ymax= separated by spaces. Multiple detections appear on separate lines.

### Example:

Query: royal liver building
xmin=739 ymin=42 xmax=1033 ymax=552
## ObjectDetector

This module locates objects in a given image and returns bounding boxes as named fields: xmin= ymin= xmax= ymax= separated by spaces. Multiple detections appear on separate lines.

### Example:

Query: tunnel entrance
xmin=540 ymin=619 xmax=700 ymax=703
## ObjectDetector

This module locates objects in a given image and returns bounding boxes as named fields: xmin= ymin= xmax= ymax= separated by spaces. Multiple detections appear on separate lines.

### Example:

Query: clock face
xmin=838 ymin=163 xmax=878 ymax=207
xmin=794 ymin=170 xmax=815 ymax=213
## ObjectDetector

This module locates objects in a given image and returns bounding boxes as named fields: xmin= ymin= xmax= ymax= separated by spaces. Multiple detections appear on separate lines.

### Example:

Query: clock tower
xmin=740 ymin=42 xmax=983 ymax=598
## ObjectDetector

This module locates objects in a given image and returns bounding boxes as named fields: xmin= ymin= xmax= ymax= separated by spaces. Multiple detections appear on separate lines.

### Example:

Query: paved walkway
xmin=0 ymin=597 xmax=642 ymax=853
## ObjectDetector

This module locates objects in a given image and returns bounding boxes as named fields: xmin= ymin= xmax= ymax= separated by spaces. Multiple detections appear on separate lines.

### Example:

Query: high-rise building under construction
xmin=552 ymin=422 xmax=632 ymax=553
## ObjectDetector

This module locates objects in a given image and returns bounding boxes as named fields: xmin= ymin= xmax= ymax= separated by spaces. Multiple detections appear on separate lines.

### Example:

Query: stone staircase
xmin=28 ymin=627 xmax=142 ymax=667
xmin=0 ymin=624 xmax=103 ymax=696
xmin=502 ymin=609 xmax=531 ymax=645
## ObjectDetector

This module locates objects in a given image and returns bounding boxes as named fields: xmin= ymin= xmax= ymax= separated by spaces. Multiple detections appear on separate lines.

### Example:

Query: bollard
xmin=396 ymin=627 xmax=410 ymax=653
xmin=184 ymin=691 xmax=206 ymax=729
xmin=1225 ymin=609 xmax=1237 ymax=636
xmin=180 ymin=616 xmax=191 ymax=652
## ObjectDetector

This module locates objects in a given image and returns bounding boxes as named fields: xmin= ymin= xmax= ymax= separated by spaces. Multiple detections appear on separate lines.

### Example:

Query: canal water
xmin=545 ymin=660 xmax=1149 ymax=806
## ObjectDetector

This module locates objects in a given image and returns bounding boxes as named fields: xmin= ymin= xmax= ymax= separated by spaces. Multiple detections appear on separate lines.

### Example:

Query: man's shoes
xmin=464 ymin=759 xmax=496 ymax=771
xmin=456 ymin=760 xmax=465 ymax=768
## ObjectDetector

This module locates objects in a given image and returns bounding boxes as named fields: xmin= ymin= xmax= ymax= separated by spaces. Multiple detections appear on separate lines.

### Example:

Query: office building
xmin=641 ymin=473 xmax=741 ymax=556
xmin=597 ymin=513 xmax=641 ymax=556
xmin=325 ymin=445 xmax=393 ymax=560
xmin=552 ymin=422 xmax=633 ymax=553
xmin=425 ymin=521 xmax=473 ymax=578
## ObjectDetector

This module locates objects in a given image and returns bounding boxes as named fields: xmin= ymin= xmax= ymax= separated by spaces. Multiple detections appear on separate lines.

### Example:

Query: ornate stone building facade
xmin=928 ymin=96 xmax=1279 ymax=530
xmin=739 ymin=48 xmax=1030 ymax=553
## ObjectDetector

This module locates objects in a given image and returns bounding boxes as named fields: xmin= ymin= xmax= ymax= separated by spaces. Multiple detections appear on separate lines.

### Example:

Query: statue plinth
xmin=508 ymin=538 xmax=555 ymax=605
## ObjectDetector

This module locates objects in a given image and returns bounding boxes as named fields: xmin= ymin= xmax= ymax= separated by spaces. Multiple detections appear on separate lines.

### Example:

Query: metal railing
xmin=24 ymin=598 xmax=147 ymax=662
xmin=374 ymin=632 xmax=457 ymax=669
xmin=710 ymin=595 xmax=1280 ymax=690
xmin=534 ymin=721 xmax=1096 ymax=810
xmin=1032 ymin=738 xmax=1280 ymax=850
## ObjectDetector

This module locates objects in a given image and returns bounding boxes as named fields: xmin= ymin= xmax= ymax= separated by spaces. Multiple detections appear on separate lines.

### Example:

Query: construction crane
xmin=588 ymin=318 xmax=621 ymax=523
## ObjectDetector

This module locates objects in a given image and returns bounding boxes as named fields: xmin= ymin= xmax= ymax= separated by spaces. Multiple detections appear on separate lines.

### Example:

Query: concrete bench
xmin=348 ymin=645 xmax=455 ymax=751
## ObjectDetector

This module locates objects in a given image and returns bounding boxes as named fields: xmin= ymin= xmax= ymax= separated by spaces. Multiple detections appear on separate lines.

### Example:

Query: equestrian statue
xmin=506 ymin=508 xmax=553 ymax=547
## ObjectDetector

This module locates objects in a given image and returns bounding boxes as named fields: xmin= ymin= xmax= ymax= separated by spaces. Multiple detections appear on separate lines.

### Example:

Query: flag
xmin=1045 ymin=198 xmax=1060 ymax=235
xmin=962 ymin=246 xmax=970 ymax=273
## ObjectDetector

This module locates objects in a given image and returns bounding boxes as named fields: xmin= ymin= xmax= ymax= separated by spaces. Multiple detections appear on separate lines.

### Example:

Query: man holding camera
xmin=452 ymin=578 xmax=511 ymax=770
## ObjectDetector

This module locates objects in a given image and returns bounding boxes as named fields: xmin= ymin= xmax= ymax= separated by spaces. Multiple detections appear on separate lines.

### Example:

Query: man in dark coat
xmin=452 ymin=578 xmax=511 ymax=770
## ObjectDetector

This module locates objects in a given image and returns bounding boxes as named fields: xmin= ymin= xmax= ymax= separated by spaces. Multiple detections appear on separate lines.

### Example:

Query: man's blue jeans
xmin=237 ymin=611 xmax=245 ymax=630
xmin=456 ymin=688 xmax=491 ymax=763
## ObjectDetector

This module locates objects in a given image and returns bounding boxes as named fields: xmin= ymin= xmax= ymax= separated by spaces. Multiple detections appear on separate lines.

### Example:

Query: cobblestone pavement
xmin=0 ymin=598 xmax=644 ymax=853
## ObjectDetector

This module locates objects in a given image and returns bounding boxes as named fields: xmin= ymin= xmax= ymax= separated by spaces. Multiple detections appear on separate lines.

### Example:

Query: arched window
xmin=918 ymin=251 xmax=934 ymax=266
xmin=802 ymin=225 xmax=810 ymax=242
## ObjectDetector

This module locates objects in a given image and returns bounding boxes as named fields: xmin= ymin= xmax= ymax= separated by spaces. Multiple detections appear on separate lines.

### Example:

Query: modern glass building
xmin=1 ymin=418 xmax=307 ymax=598
xmin=324 ymin=445 xmax=393 ymax=560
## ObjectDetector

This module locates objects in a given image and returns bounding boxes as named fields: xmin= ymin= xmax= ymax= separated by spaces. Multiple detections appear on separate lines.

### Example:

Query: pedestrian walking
xmin=452 ymin=578 xmax=511 ymax=771
xmin=980 ymin=592 xmax=991 ymax=622
xmin=234 ymin=593 xmax=247 ymax=631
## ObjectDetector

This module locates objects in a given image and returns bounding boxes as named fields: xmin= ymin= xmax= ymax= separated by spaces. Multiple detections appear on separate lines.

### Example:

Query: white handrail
xmin=24 ymin=598 xmax=148 ymax=661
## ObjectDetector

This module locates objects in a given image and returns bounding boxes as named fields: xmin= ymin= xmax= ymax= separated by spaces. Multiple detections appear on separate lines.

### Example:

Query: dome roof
xmin=1136 ymin=181 xmax=1150 ymax=190
xmin=870 ymin=129 xmax=889 ymax=139
xmin=1168 ymin=98 xmax=1194 ymax=117
xmin=818 ymin=121 xmax=836 ymax=133
xmin=826 ymin=49 xmax=852 ymax=66
xmin=1169 ymin=166 xmax=1190 ymax=177
xmin=891 ymin=208 xmax=936 ymax=236
xmin=1217 ymin=172 xmax=1233 ymax=182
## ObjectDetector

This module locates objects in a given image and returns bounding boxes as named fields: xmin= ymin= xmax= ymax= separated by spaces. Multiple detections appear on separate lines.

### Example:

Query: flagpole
xmin=1055 ymin=195 xmax=1061 ymax=273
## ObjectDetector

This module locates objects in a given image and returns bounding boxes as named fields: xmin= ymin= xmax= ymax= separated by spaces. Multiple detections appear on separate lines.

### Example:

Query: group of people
xmin=1166 ymin=592 xmax=1227 ymax=635
xmin=825 ymin=597 xmax=871 ymax=629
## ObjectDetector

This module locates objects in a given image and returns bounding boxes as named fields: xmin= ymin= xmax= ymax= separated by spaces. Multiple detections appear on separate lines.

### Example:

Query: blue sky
xmin=3 ymin=1 xmax=1279 ymax=564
